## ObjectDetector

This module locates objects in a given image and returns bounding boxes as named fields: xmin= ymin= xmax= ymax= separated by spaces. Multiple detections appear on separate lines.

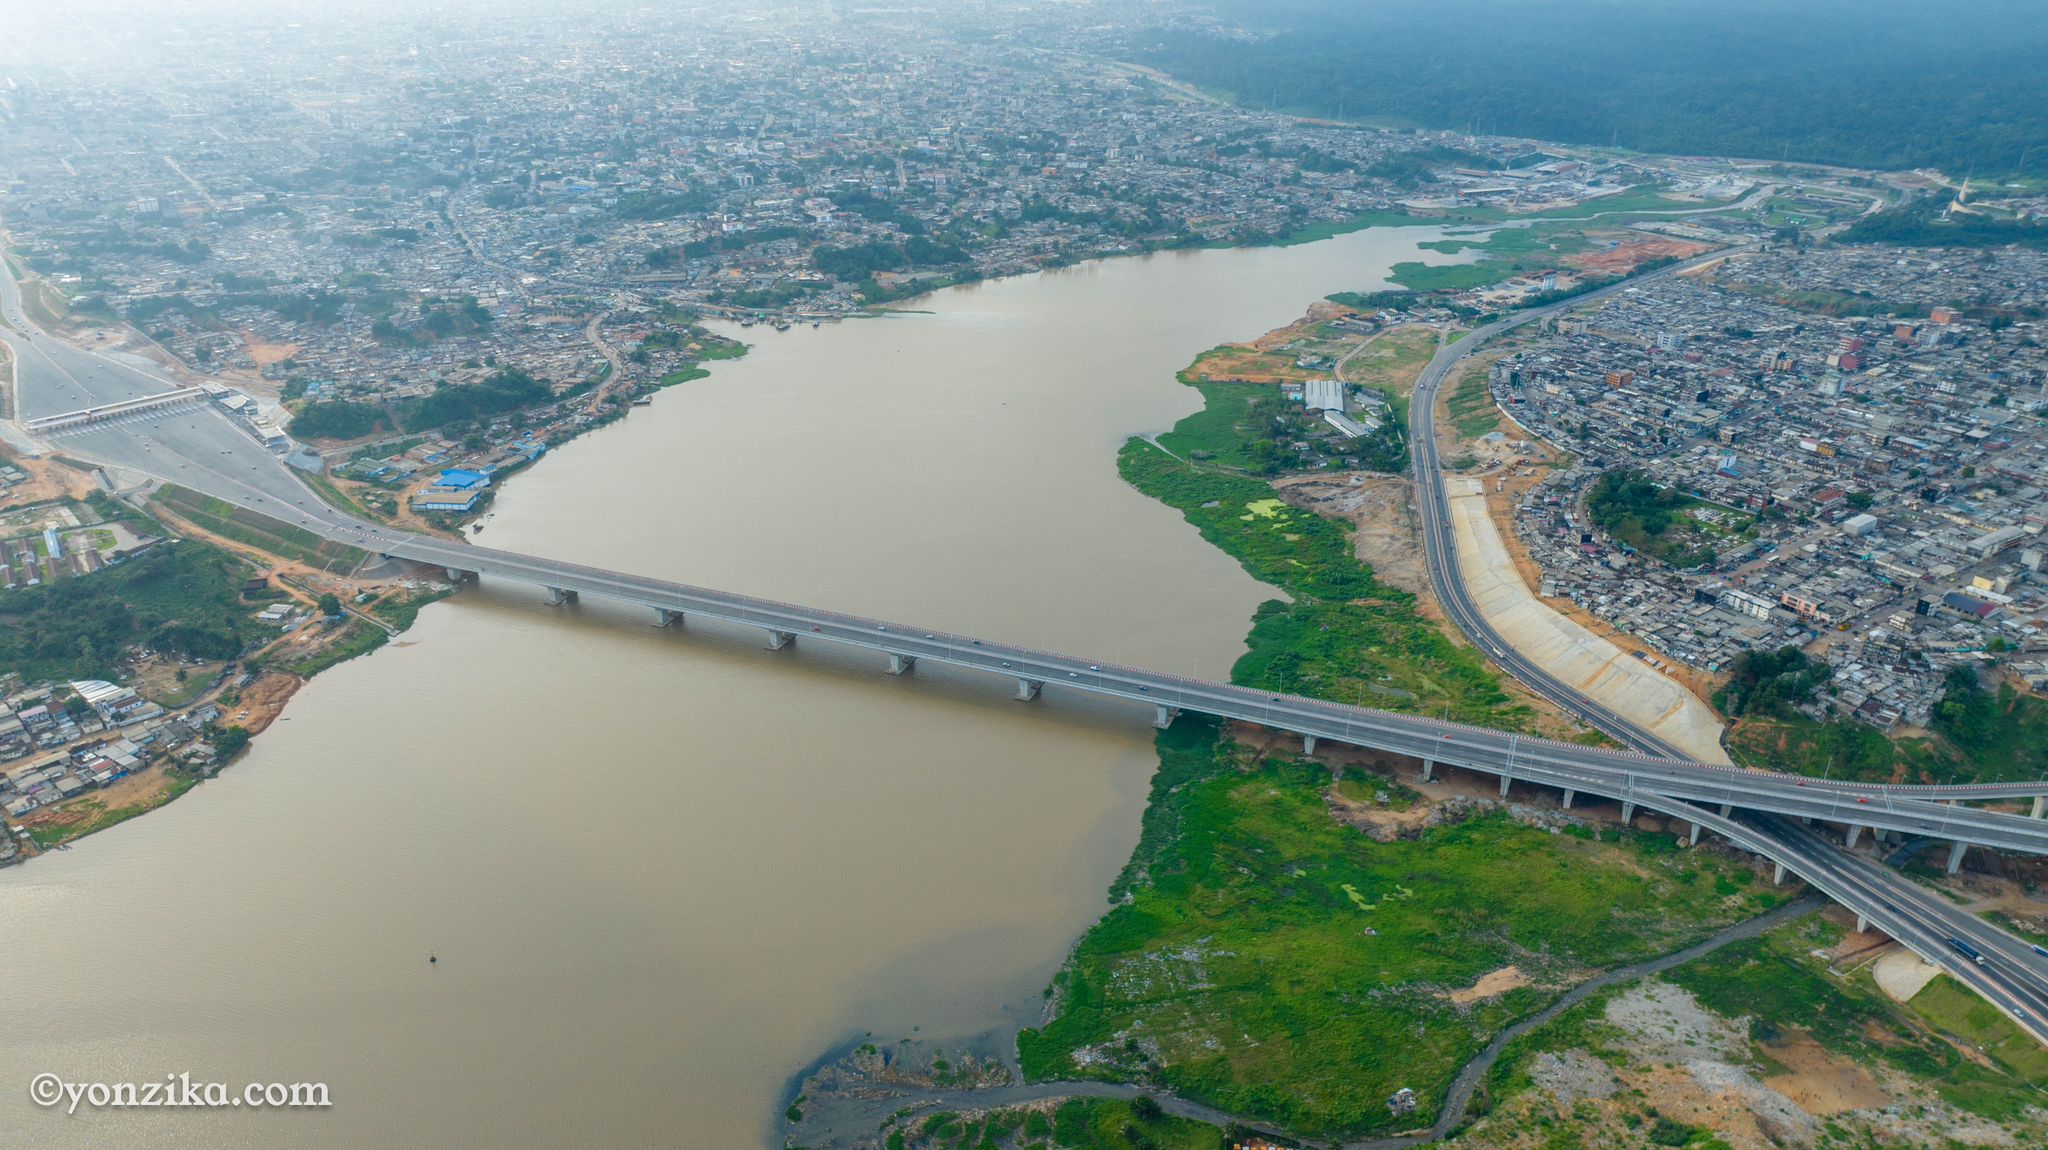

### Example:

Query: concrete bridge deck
xmin=315 ymin=519 xmax=2048 ymax=861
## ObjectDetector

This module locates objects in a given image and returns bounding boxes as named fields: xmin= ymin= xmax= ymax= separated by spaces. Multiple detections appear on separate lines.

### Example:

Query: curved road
xmin=1399 ymin=245 xmax=2048 ymax=1045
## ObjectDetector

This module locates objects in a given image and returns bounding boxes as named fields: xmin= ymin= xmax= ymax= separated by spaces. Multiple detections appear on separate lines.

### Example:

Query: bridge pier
xmin=1856 ymin=914 xmax=1870 ymax=934
xmin=1420 ymin=758 xmax=1435 ymax=783
xmin=1845 ymin=824 xmax=1864 ymax=850
xmin=1154 ymin=705 xmax=1180 ymax=730
xmin=1016 ymin=678 xmax=1042 ymax=702
xmin=654 ymin=609 xmax=682 ymax=627
xmin=1620 ymin=801 xmax=1636 ymax=825
xmin=888 ymin=654 xmax=916 ymax=676
xmin=1301 ymin=734 xmax=1317 ymax=756
xmin=1947 ymin=841 xmax=1968 ymax=875
xmin=1561 ymin=788 xmax=1574 ymax=810
xmin=765 ymin=629 xmax=796 ymax=651
xmin=1689 ymin=822 xmax=1701 ymax=847
xmin=1498 ymin=773 xmax=1511 ymax=799
xmin=546 ymin=586 xmax=577 ymax=605
xmin=1773 ymin=862 xmax=1787 ymax=885
xmin=445 ymin=568 xmax=473 ymax=583
xmin=2034 ymin=796 xmax=2045 ymax=819
xmin=1719 ymin=804 xmax=1731 ymax=817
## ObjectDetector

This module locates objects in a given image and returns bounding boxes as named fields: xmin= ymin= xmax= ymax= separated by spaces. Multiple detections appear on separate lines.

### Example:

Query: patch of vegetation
xmin=1389 ymin=219 xmax=1596 ymax=293
xmin=273 ymin=619 xmax=389 ymax=677
xmin=366 ymin=586 xmax=455 ymax=632
xmin=1018 ymin=720 xmax=1783 ymax=1138
xmin=1445 ymin=360 xmax=1503 ymax=440
xmin=1907 ymin=976 xmax=2048 ymax=1088
xmin=152 ymin=486 xmax=368 ymax=573
xmin=1725 ymin=665 xmax=2048 ymax=785
xmin=1671 ymin=922 xmax=2043 ymax=1121
xmin=1715 ymin=647 xmax=1830 ymax=720
xmin=884 ymin=1097 xmax=1221 ymax=1150
xmin=0 ymin=539 xmax=250 ymax=680
xmin=289 ymin=400 xmax=388 ymax=441
xmin=24 ymin=772 xmax=199 ymax=849
xmin=1724 ymin=279 xmax=1929 ymax=319
xmin=403 ymin=368 xmax=552 ymax=431
xmin=1840 ymin=200 xmax=2048 ymax=249
xmin=1121 ymin=440 xmax=1522 ymax=726
xmin=1587 ymin=469 xmax=1721 ymax=568
xmin=1929 ymin=664 xmax=2048 ymax=781
xmin=1726 ymin=714 xmax=1936 ymax=784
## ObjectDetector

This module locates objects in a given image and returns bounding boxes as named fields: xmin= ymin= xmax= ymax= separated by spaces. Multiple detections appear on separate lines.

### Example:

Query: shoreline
xmin=779 ymin=280 xmax=1716 ymax=1146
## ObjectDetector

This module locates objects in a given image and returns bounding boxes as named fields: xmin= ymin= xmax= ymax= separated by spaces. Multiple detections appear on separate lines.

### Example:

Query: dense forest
xmin=0 ymin=541 xmax=248 ymax=681
xmin=1838 ymin=201 xmax=2048 ymax=249
xmin=1144 ymin=1 xmax=2047 ymax=175
xmin=289 ymin=368 xmax=554 ymax=441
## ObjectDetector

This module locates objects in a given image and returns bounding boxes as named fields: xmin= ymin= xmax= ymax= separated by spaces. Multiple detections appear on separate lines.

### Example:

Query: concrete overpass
xmin=10 ymin=232 xmax=2046 ymax=1042
xmin=1398 ymin=241 xmax=2048 ymax=1043
xmin=296 ymin=519 xmax=2048 ymax=863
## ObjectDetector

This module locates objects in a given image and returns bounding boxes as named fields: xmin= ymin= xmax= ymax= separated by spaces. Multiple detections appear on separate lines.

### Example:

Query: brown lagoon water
xmin=0 ymin=225 xmax=1470 ymax=1147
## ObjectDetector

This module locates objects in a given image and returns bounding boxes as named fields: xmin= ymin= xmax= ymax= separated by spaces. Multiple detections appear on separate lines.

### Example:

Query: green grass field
xmin=153 ymin=486 xmax=369 ymax=572
xmin=1444 ymin=360 xmax=1504 ymax=440
xmin=1473 ymin=912 xmax=2046 ymax=1145
xmin=1121 ymin=438 xmax=1526 ymax=727
xmin=1154 ymin=380 xmax=1278 ymax=469
xmin=1670 ymin=920 xmax=2042 ymax=1121
xmin=1018 ymin=720 xmax=1785 ymax=1138
xmin=1390 ymin=219 xmax=1596 ymax=292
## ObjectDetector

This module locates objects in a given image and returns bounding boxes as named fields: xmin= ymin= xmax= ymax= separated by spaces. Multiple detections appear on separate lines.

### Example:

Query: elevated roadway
xmin=12 ymin=222 xmax=2047 ymax=1042
xmin=1401 ymin=241 xmax=2048 ymax=1043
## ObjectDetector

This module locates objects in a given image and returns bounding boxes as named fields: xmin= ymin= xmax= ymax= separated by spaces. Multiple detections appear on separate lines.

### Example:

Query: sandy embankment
xmin=1446 ymin=475 xmax=1731 ymax=763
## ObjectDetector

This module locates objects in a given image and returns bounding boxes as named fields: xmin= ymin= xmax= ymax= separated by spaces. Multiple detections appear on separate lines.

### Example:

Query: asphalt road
xmin=12 ymin=228 xmax=2047 ymax=1043
xmin=1399 ymin=246 xmax=2048 ymax=1045
xmin=0 ymin=258 xmax=180 ymax=420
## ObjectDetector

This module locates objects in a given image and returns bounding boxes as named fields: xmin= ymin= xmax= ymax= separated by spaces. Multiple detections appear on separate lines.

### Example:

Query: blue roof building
xmin=436 ymin=468 xmax=493 ymax=489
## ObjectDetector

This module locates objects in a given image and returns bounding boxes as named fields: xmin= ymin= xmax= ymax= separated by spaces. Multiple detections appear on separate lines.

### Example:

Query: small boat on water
xmin=631 ymin=396 xmax=653 ymax=407
xmin=773 ymin=319 xmax=791 ymax=331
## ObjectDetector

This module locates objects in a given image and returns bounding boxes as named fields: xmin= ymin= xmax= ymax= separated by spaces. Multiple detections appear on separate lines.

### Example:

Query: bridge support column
xmin=1946 ymin=841 xmax=1968 ymax=875
xmin=1154 ymin=705 xmax=1179 ymax=730
xmin=1846 ymin=824 xmax=1864 ymax=850
xmin=1719 ymin=804 xmax=1732 ymax=818
xmin=654 ymin=609 xmax=682 ymax=627
xmin=1499 ymin=774 xmax=1512 ymax=799
xmin=445 ymin=568 xmax=473 ymax=583
xmin=546 ymin=587 xmax=577 ymax=605
xmin=888 ymin=654 xmax=916 ymax=676
xmin=1420 ymin=758 xmax=1435 ymax=783
xmin=1621 ymin=801 xmax=1636 ymax=825
xmin=1016 ymin=679 xmax=1042 ymax=702
xmin=2034 ymin=796 xmax=2045 ymax=819
xmin=1773 ymin=862 xmax=1787 ymax=885
xmin=1689 ymin=822 xmax=1702 ymax=847
xmin=1302 ymin=734 xmax=1317 ymax=756
xmin=1561 ymin=789 xmax=1575 ymax=810
xmin=1856 ymin=914 xmax=1870 ymax=934
xmin=765 ymin=630 xmax=795 ymax=651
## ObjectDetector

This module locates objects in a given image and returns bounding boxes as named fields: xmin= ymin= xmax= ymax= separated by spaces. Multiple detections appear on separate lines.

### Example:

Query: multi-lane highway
xmin=10 ymin=227 xmax=2048 ymax=1043
xmin=1405 ymin=246 xmax=1753 ymax=760
xmin=59 ymin=419 xmax=2048 ymax=860
xmin=1399 ymin=243 xmax=2048 ymax=1044
xmin=1 ymin=256 xmax=183 ymax=420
